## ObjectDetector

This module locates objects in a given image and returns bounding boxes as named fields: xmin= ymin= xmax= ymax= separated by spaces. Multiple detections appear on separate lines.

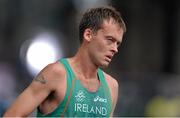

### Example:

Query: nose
xmin=111 ymin=44 xmax=118 ymax=54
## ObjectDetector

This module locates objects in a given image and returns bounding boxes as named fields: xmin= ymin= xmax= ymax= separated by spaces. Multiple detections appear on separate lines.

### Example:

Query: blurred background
xmin=0 ymin=0 xmax=180 ymax=117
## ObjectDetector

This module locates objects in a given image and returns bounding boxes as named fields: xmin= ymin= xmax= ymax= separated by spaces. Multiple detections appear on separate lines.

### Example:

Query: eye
xmin=117 ymin=42 xmax=121 ymax=47
xmin=106 ymin=38 xmax=113 ymax=42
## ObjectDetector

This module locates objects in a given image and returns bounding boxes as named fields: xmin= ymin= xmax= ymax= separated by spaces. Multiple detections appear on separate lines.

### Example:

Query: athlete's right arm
xmin=3 ymin=63 xmax=62 ymax=117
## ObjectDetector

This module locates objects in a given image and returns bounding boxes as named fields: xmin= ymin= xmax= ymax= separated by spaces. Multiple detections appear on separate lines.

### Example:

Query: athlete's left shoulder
xmin=103 ymin=72 xmax=119 ymax=90
xmin=103 ymin=71 xmax=119 ymax=116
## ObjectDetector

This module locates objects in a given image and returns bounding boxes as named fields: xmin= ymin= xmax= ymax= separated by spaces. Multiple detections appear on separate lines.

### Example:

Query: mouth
xmin=105 ymin=55 xmax=113 ymax=62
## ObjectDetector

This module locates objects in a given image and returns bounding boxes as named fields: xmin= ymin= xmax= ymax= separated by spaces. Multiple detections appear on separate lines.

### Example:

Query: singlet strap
xmin=98 ymin=69 xmax=113 ymax=116
xmin=97 ymin=69 xmax=110 ymax=93
xmin=60 ymin=78 xmax=75 ymax=117
xmin=60 ymin=58 xmax=75 ymax=81
xmin=59 ymin=58 xmax=76 ymax=116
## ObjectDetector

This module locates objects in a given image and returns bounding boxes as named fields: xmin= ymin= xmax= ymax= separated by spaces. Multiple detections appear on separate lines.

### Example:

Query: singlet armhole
xmin=37 ymin=59 xmax=73 ymax=117
xmin=98 ymin=69 xmax=113 ymax=116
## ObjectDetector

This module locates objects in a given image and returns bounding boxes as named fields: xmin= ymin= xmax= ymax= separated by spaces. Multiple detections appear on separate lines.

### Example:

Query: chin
xmin=99 ymin=62 xmax=110 ymax=68
xmin=96 ymin=58 xmax=111 ymax=68
xmin=100 ymin=65 xmax=108 ymax=69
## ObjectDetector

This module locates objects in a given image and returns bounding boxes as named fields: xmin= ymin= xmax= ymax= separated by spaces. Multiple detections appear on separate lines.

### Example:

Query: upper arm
xmin=3 ymin=62 xmax=64 ymax=117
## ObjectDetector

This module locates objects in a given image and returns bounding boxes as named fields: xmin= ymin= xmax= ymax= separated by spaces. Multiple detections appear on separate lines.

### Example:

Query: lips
xmin=105 ymin=55 xmax=113 ymax=62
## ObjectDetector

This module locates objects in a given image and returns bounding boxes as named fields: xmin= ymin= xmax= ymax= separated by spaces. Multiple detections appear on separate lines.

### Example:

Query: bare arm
xmin=3 ymin=65 xmax=55 ymax=117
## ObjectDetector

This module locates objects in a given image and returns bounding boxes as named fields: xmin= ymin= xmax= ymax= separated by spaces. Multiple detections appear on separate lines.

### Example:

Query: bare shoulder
xmin=103 ymin=72 xmax=119 ymax=89
xmin=33 ymin=60 xmax=67 ymax=90
xmin=38 ymin=60 xmax=66 ymax=80
xmin=41 ymin=60 xmax=66 ymax=77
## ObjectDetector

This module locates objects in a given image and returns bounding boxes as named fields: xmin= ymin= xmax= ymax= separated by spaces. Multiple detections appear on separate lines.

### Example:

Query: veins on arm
xmin=34 ymin=75 xmax=46 ymax=84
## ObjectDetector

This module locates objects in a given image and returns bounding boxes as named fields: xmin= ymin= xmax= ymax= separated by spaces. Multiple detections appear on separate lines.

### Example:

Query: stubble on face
xmin=88 ymin=19 xmax=124 ymax=69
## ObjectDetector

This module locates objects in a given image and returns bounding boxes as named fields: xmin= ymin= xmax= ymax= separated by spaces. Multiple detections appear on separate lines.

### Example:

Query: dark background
xmin=0 ymin=0 xmax=180 ymax=116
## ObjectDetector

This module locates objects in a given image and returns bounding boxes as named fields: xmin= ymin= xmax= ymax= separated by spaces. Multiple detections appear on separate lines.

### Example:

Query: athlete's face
xmin=88 ymin=19 xmax=124 ymax=68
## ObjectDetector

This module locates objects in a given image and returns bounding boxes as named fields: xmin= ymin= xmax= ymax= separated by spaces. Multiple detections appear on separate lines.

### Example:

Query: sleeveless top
xmin=37 ymin=58 xmax=112 ymax=117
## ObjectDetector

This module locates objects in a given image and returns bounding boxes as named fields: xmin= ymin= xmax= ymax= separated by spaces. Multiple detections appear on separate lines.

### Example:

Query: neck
xmin=69 ymin=45 xmax=98 ymax=79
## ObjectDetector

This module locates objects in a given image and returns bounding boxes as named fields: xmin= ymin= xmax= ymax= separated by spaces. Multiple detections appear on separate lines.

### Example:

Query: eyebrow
xmin=106 ymin=36 xmax=121 ymax=44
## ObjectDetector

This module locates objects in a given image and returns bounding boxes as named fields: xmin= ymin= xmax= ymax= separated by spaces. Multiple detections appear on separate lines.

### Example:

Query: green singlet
xmin=37 ymin=58 xmax=112 ymax=117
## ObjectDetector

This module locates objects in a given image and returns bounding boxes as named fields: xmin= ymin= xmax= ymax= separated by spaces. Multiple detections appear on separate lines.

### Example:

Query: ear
xmin=83 ymin=28 xmax=93 ymax=42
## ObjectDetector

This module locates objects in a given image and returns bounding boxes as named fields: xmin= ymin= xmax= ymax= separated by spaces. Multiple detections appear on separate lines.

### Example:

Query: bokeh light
xmin=20 ymin=32 xmax=63 ymax=76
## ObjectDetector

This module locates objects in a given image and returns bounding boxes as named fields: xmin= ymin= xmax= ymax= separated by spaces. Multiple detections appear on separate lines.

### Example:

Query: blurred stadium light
xmin=20 ymin=32 xmax=63 ymax=76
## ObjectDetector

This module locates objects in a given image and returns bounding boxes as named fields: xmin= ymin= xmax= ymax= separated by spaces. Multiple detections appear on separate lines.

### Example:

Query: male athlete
xmin=3 ymin=6 xmax=126 ymax=117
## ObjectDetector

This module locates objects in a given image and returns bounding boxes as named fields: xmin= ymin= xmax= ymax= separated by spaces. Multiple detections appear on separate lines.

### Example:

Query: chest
xmin=65 ymin=80 xmax=111 ymax=117
xmin=75 ymin=77 xmax=100 ymax=92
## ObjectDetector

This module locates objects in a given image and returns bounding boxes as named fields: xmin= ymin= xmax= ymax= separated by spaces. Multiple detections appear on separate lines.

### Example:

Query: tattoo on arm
xmin=34 ymin=76 xmax=46 ymax=84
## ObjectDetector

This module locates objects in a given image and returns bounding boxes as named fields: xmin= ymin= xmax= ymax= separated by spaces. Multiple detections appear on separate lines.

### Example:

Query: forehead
xmin=99 ymin=19 xmax=124 ymax=40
